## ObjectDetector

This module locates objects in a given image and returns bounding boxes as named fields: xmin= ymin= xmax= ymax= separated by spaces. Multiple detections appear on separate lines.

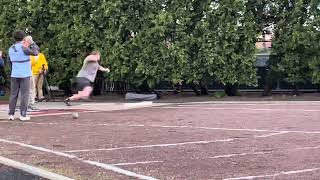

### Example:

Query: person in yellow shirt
xmin=31 ymin=52 xmax=48 ymax=101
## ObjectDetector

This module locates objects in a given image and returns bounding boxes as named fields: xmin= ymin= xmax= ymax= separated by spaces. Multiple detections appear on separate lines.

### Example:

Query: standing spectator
xmin=8 ymin=30 xmax=39 ymax=121
xmin=31 ymin=52 xmax=48 ymax=102
xmin=24 ymin=35 xmax=40 ymax=110
xmin=16 ymin=35 xmax=40 ymax=111
xmin=0 ymin=50 xmax=5 ymax=96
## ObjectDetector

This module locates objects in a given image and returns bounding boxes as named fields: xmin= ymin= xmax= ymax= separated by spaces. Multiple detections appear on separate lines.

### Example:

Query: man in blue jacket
xmin=8 ymin=30 xmax=39 ymax=121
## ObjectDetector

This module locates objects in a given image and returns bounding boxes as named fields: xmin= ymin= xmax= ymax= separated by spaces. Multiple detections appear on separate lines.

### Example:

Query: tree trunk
xmin=173 ymin=83 xmax=182 ymax=94
xmin=262 ymin=83 xmax=272 ymax=96
xmin=200 ymin=83 xmax=209 ymax=95
xmin=224 ymin=84 xmax=239 ymax=96
xmin=190 ymin=84 xmax=200 ymax=96
xmin=291 ymin=84 xmax=300 ymax=96
xmin=137 ymin=80 xmax=152 ymax=93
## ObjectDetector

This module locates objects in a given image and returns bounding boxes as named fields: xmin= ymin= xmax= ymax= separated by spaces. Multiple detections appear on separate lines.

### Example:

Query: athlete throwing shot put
xmin=64 ymin=51 xmax=110 ymax=106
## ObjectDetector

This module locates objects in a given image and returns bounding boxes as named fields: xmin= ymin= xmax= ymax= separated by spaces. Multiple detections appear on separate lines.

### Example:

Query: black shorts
xmin=76 ymin=77 xmax=93 ymax=90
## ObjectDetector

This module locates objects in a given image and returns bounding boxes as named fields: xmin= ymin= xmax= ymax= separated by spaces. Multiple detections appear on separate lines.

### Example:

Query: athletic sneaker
xmin=19 ymin=116 xmax=30 ymax=121
xmin=36 ymin=98 xmax=46 ymax=102
xmin=8 ymin=115 xmax=15 ymax=121
xmin=64 ymin=98 xmax=71 ymax=106
xmin=27 ymin=106 xmax=40 ymax=112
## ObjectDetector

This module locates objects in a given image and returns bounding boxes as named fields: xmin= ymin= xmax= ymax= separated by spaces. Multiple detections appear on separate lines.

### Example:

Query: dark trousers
xmin=9 ymin=77 xmax=30 ymax=117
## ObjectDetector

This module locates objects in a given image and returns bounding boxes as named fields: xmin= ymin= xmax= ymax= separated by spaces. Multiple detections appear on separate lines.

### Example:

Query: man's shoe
xmin=27 ymin=106 xmax=40 ymax=112
xmin=19 ymin=116 xmax=30 ymax=121
xmin=8 ymin=115 xmax=15 ymax=121
xmin=64 ymin=98 xmax=72 ymax=106
xmin=39 ymin=98 xmax=47 ymax=102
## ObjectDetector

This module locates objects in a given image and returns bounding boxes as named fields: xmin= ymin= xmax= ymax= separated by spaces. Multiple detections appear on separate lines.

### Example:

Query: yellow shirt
xmin=30 ymin=53 xmax=48 ymax=76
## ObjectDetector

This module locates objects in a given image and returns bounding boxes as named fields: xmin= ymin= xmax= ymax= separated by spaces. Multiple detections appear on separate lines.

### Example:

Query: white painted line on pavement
xmin=63 ymin=139 xmax=235 ymax=153
xmin=3 ymin=122 xmax=320 ymax=135
xmin=254 ymin=132 xmax=289 ymax=138
xmin=208 ymin=144 xmax=320 ymax=160
xmin=94 ymin=123 xmax=274 ymax=133
xmin=159 ymin=106 xmax=320 ymax=112
xmin=84 ymin=160 xmax=157 ymax=180
xmin=294 ymin=145 xmax=320 ymax=150
xmin=224 ymin=167 xmax=320 ymax=180
xmin=174 ymin=101 xmax=320 ymax=105
xmin=22 ymin=122 xmax=319 ymax=135
xmin=177 ymin=103 xmax=320 ymax=107
xmin=209 ymin=151 xmax=269 ymax=159
xmin=124 ymin=101 xmax=153 ymax=107
xmin=111 ymin=161 xmax=163 ymax=166
xmin=31 ymin=111 xmax=99 ymax=117
xmin=80 ymin=102 xmax=154 ymax=108
xmin=79 ymin=103 xmax=120 ymax=106
xmin=0 ymin=156 xmax=73 ymax=180
xmin=0 ymin=139 xmax=158 ymax=180
xmin=146 ymin=124 xmax=320 ymax=135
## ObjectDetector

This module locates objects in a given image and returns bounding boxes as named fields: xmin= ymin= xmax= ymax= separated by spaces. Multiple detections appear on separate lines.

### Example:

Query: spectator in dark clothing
xmin=0 ymin=51 xmax=5 ymax=96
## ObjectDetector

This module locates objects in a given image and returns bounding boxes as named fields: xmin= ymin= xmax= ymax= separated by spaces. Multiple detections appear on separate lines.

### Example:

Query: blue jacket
xmin=0 ymin=57 xmax=4 ymax=68
xmin=8 ymin=42 xmax=39 ymax=78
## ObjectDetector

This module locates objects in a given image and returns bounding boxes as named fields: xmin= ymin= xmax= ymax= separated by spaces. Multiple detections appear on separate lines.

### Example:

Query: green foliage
xmin=0 ymin=0 xmax=29 ymax=50
xmin=271 ymin=0 xmax=320 ymax=85
xmin=1 ymin=0 xmax=318 ymax=94
xmin=204 ymin=0 xmax=258 ymax=86
xmin=0 ymin=0 xmax=30 ymax=88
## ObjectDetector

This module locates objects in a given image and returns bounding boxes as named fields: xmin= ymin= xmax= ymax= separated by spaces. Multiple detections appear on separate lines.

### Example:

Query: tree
xmin=166 ymin=0 xmax=212 ymax=95
xmin=104 ymin=0 xmax=171 ymax=92
xmin=204 ymin=0 xmax=258 ymax=96
xmin=0 ymin=0 xmax=31 ymax=90
xmin=46 ymin=0 xmax=109 ymax=94
xmin=0 ymin=0 xmax=30 ymax=51
xmin=3 ymin=0 xmax=317 ymax=97
xmin=307 ymin=0 xmax=320 ymax=87
xmin=271 ymin=0 xmax=319 ymax=94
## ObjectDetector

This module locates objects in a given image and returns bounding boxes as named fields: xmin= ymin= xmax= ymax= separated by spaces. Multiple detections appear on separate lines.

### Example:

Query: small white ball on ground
xmin=72 ymin=112 xmax=79 ymax=119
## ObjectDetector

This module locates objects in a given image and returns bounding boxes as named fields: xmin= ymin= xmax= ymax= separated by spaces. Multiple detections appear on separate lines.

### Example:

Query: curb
xmin=0 ymin=156 xmax=73 ymax=180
